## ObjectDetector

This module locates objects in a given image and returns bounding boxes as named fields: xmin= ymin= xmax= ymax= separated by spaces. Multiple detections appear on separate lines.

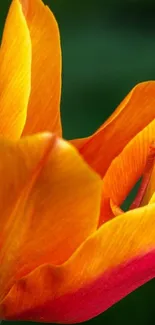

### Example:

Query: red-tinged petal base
xmin=2 ymin=250 xmax=155 ymax=323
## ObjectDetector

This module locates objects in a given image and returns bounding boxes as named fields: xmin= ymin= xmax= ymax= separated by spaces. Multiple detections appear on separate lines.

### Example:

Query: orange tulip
xmin=0 ymin=0 xmax=155 ymax=323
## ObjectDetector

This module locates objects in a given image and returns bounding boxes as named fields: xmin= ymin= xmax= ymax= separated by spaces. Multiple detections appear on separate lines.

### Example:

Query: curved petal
xmin=21 ymin=0 xmax=62 ymax=136
xmin=0 ymin=134 xmax=101 ymax=301
xmin=98 ymin=197 xmax=123 ymax=226
xmin=100 ymin=119 xmax=155 ymax=224
xmin=71 ymin=82 xmax=155 ymax=178
xmin=0 ymin=0 xmax=31 ymax=139
xmin=1 ymin=204 xmax=155 ymax=322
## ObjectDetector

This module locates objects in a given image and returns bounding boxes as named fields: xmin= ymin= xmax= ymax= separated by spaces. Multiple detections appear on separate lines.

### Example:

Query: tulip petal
xmin=0 ymin=0 xmax=31 ymax=139
xmin=141 ymin=164 xmax=155 ymax=206
xmin=21 ymin=0 xmax=62 ymax=136
xmin=1 ymin=204 xmax=155 ymax=323
xmin=72 ymin=82 xmax=155 ymax=178
xmin=98 ymin=198 xmax=123 ymax=225
xmin=0 ymin=133 xmax=54 ymax=242
xmin=149 ymin=192 xmax=155 ymax=204
xmin=0 ymin=134 xmax=101 ymax=300
xmin=100 ymin=119 xmax=155 ymax=223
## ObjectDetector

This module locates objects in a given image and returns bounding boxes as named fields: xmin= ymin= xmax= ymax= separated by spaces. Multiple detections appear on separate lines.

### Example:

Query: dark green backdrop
xmin=1 ymin=0 xmax=155 ymax=324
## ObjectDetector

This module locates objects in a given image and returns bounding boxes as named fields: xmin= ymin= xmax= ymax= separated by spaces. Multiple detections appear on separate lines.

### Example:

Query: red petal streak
xmin=2 ymin=250 xmax=155 ymax=323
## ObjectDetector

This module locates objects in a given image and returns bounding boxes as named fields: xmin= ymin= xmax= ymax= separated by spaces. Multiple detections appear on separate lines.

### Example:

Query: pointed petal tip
xmin=20 ymin=0 xmax=62 ymax=137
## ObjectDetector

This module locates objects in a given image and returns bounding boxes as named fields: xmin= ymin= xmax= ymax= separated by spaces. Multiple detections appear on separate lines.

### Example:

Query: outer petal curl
xmin=72 ymin=82 xmax=155 ymax=179
xmin=1 ymin=204 xmax=155 ymax=323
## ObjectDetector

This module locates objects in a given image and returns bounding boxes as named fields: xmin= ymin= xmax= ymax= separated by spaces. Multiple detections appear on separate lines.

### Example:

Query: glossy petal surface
xmin=21 ymin=0 xmax=62 ymax=136
xmin=0 ymin=0 xmax=31 ymax=139
xmin=0 ymin=134 xmax=101 ymax=301
xmin=1 ymin=204 xmax=155 ymax=322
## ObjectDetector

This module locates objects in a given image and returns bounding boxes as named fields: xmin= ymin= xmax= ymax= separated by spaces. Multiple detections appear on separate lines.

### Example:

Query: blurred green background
xmin=1 ymin=0 xmax=155 ymax=324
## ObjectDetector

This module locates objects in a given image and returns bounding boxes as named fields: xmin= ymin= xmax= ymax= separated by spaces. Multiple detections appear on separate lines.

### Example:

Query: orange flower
xmin=0 ymin=0 xmax=155 ymax=323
